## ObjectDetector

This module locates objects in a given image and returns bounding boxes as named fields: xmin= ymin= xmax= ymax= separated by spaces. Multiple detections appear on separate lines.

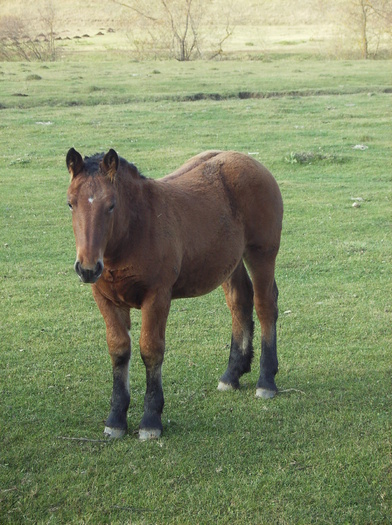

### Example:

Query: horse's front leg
xmin=138 ymin=292 xmax=170 ymax=441
xmin=92 ymin=287 xmax=131 ymax=438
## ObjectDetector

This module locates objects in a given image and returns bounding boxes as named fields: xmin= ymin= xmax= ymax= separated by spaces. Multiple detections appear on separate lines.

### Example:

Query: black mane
xmin=83 ymin=152 xmax=145 ymax=179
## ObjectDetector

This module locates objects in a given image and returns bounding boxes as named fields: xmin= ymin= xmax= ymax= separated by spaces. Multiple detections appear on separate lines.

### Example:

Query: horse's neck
xmin=105 ymin=176 xmax=152 ymax=265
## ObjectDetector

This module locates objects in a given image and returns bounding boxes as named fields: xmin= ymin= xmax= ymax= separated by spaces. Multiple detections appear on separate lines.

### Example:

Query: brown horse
xmin=66 ymin=148 xmax=283 ymax=440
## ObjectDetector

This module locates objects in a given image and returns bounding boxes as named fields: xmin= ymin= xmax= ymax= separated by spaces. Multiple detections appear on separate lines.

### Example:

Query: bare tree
xmin=340 ymin=0 xmax=392 ymax=58
xmin=114 ymin=0 xmax=235 ymax=60
xmin=39 ymin=1 xmax=57 ymax=61
xmin=209 ymin=24 xmax=235 ymax=60
xmin=354 ymin=0 xmax=378 ymax=58
xmin=162 ymin=0 xmax=201 ymax=61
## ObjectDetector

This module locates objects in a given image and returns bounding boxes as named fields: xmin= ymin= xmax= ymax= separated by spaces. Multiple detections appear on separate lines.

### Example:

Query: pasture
xmin=0 ymin=58 xmax=391 ymax=524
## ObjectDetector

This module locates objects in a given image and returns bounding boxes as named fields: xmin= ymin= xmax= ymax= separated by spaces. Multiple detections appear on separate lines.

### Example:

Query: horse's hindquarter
xmin=163 ymin=151 xmax=283 ymax=250
xmin=161 ymin=151 xmax=282 ymax=298
xmin=221 ymin=152 xmax=283 ymax=251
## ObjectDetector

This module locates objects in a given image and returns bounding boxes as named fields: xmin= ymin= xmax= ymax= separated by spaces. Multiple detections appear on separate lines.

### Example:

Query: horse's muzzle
xmin=74 ymin=260 xmax=103 ymax=283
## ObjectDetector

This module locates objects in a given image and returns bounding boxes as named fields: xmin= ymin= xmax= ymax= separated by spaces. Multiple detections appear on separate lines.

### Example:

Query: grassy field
xmin=0 ymin=56 xmax=391 ymax=524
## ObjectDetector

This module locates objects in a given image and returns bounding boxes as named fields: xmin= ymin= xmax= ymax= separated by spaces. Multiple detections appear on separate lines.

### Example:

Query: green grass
xmin=0 ymin=58 xmax=391 ymax=524
xmin=0 ymin=59 xmax=390 ymax=109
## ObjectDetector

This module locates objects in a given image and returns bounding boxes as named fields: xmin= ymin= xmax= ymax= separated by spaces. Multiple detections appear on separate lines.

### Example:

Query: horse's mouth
xmin=74 ymin=260 xmax=103 ymax=284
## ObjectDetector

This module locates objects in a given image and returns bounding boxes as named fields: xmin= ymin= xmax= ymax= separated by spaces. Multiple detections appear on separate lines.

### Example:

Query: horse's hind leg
xmin=218 ymin=261 xmax=254 ymax=391
xmin=245 ymin=249 xmax=279 ymax=398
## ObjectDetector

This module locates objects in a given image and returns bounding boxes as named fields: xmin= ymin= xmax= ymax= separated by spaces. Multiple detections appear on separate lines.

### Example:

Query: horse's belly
xmin=172 ymin=249 xmax=242 ymax=299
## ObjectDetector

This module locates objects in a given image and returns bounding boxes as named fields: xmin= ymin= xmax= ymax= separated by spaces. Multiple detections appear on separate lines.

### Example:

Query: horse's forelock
xmin=83 ymin=153 xmax=105 ymax=175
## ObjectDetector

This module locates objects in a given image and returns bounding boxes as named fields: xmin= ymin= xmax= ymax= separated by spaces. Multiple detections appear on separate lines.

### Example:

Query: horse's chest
xmin=96 ymin=277 xmax=147 ymax=309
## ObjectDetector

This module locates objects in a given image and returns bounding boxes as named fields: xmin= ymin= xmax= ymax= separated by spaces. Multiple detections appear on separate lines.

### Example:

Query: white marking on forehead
xmin=88 ymin=197 xmax=94 ymax=204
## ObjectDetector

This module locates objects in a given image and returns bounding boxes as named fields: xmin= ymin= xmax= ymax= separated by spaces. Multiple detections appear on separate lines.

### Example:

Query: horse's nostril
xmin=95 ymin=260 xmax=104 ymax=277
xmin=74 ymin=260 xmax=82 ymax=276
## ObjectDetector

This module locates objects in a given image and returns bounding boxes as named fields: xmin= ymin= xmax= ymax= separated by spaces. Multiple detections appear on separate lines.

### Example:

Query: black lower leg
xmin=256 ymin=280 xmax=279 ymax=395
xmin=220 ymin=321 xmax=254 ymax=389
xmin=257 ymin=327 xmax=278 ymax=392
xmin=105 ymin=365 xmax=130 ymax=431
xmin=139 ymin=364 xmax=164 ymax=434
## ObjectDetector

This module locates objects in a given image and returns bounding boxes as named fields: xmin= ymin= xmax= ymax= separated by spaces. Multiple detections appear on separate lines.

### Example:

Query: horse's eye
xmin=68 ymin=202 xmax=73 ymax=211
xmin=108 ymin=203 xmax=115 ymax=213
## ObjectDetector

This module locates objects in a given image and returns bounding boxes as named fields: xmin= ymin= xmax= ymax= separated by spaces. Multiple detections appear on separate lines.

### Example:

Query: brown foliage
xmin=0 ymin=3 xmax=57 ymax=61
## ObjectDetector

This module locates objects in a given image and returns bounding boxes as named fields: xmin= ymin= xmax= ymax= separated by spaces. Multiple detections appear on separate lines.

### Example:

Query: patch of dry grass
xmin=2 ymin=0 xmax=384 ymax=60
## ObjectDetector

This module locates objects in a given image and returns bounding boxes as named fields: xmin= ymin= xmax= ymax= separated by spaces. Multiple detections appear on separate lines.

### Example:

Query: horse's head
xmin=66 ymin=148 xmax=119 ymax=283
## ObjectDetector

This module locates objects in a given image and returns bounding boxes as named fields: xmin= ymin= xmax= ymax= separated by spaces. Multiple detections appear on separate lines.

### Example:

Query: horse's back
xmin=164 ymin=150 xmax=280 ymax=198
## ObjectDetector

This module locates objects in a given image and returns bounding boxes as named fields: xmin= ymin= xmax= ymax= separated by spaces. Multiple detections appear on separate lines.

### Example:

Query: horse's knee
xmin=107 ymin=331 xmax=131 ymax=368
xmin=139 ymin=336 xmax=165 ymax=370
xmin=254 ymin=281 xmax=278 ymax=325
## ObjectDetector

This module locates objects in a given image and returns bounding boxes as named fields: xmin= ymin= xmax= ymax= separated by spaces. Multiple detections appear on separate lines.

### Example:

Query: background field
xmin=0 ymin=10 xmax=391 ymax=524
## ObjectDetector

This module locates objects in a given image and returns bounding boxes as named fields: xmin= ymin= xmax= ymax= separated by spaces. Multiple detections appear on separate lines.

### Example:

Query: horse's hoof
xmin=255 ymin=388 xmax=277 ymax=399
xmin=217 ymin=381 xmax=235 ymax=391
xmin=139 ymin=428 xmax=162 ymax=441
xmin=104 ymin=426 xmax=126 ymax=439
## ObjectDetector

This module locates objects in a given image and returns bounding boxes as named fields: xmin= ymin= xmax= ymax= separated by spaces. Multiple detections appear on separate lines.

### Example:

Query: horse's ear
xmin=66 ymin=148 xmax=84 ymax=179
xmin=101 ymin=149 xmax=119 ymax=182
